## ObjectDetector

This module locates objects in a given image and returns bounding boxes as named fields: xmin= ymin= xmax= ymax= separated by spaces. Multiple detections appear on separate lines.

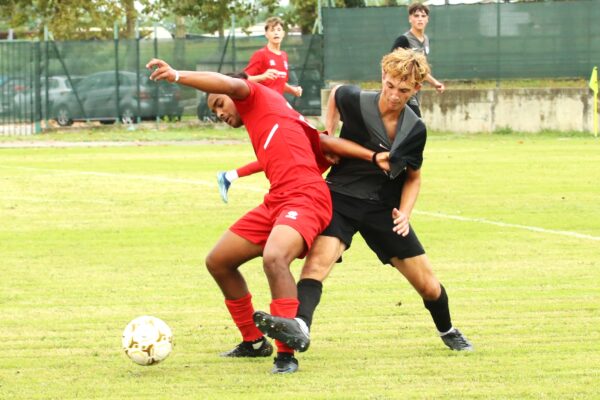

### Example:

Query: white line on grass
xmin=0 ymin=195 xmax=114 ymax=205
xmin=3 ymin=165 xmax=598 ymax=242
xmin=414 ymin=210 xmax=600 ymax=242
xmin=0 ymin=165 xmax=268 ymax=193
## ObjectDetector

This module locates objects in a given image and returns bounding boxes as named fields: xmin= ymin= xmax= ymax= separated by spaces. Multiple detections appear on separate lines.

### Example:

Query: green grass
xmin=1 ymin=130 xmax=599 ymax=399
xmin=0 ymin=123 xmax=249 ymax=143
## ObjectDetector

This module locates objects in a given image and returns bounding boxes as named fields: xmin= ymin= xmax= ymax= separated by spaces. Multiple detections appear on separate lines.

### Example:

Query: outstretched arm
xmin=319 ymin=134 xmax=390 ymax=172
xmin=146 ymin=58 xmax=250 ymax=100
xmin=321 ymin=85 xmax=389 ymax=171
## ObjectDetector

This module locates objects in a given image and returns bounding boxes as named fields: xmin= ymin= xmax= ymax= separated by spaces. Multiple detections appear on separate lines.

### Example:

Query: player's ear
xmin=414 ymin=83 xmax=422 ymax=92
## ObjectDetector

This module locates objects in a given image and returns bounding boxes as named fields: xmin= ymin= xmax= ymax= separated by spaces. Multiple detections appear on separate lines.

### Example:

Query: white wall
xmin=321 ymin=87 xmax=596 ymax=133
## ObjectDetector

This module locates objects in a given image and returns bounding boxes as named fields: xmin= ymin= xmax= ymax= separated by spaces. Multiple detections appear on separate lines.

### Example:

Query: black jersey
xmin=326 ymin=85 xmax=427 ymax=207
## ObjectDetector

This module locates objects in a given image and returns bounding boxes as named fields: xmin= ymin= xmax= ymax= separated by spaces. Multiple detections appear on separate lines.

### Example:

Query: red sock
xmin=270 ymin=298 xmax=299 ymax=354
xmin=224 ymin=293 xmax=263 ymax=342
xmin=236 ymin=161 xmax=262 ymax=178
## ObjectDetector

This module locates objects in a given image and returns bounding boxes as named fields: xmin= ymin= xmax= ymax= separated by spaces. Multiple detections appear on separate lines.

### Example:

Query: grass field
xmin=1 ymin=129 xmax=599 ymax=399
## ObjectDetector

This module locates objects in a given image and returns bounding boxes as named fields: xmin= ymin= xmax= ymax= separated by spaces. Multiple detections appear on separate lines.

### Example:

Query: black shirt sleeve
xmin=334 ymin=85 xmax=370 ymax=144
xmin=334 ymin=85 xmax=360 ymax=123
xmin=391 ymin=35 xmax=410 ymax=51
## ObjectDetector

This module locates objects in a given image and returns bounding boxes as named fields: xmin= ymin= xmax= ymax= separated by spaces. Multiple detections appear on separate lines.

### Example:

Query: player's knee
xmin=262 ymin=250 xmax=290 ymax=276
xmin=417 ymin=279 xmax=441 ymax=301
xmin=300 ymin=260 xmax=331 ymax=281
xmin=205 ymin=250 xmax=225 ymax=277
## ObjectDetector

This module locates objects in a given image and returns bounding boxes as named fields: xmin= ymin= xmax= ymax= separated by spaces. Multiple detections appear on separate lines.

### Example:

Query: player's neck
xmin=410 ymin=28 xmax=425 ymax=41
xmin=378 ymin=97 xmax=404 ymax=119
xmin=267 ymin=43 xmax=281 ymax=54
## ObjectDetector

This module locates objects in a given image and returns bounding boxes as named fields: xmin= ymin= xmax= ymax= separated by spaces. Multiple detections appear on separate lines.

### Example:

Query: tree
xmin=154 ymin=0 xmax=258 ymax=38
xmin=342 ymin=0 xmax=366 ymax=6
xmin=0 ymin=0 xmax=154 ymax=40
xmin=288 ymin=0 xmax=317 ymax=34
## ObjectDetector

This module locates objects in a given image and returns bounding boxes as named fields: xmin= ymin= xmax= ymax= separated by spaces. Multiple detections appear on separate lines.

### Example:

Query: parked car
xmin=51 ymin=71 xmax=183 ymax=126
xmin=0 ymin=77 xmax=30 ymax=116
xmin=11 ymin=76 xmax=78 ymax=118
xmin=196 ymin=91 xmax=217 ymax=122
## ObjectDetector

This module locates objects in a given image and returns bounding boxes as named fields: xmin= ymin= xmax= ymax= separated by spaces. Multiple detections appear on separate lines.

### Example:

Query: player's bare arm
xmin=392 ymin=166 xmax=421 ymax=236
xmin=325 ymin=85 xmax=342 ymax=135
xmin=426 ymin=73 xmax=445 ymax=93
xmin=146 ymin=58 xmax=250 ymax=100
xmin=319 ymin=134 xmax=390 ymax=172
xmin=248 ymin=68 xmax=280 ymax=83
xmin=284 ymin=83 xmax=303 ymax=97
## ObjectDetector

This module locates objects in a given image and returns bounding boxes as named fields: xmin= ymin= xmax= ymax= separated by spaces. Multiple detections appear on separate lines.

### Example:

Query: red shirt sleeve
xmin=244 ymin=48 xmax=265 ymax=76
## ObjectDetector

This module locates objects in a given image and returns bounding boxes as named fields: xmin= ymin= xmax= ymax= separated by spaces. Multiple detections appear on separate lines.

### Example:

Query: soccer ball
xmin=122 ymin=316 xmax=173 ymax=366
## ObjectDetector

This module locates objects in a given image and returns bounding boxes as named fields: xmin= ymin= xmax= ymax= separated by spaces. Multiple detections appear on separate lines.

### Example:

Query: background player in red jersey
xmin=246 ymin=17 xmax=302 ymax=98
xmin=217 ymin=17 xmax=303 ymax=204
xmin=146 ymin=57 xmax=389 ymax=374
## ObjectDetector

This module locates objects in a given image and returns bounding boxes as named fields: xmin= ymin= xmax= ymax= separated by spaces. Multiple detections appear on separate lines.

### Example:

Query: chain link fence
xmin=0 ymin=33 xmax=324 ymax=135
xmin=323 ymin=0 xmax=600 ymax=81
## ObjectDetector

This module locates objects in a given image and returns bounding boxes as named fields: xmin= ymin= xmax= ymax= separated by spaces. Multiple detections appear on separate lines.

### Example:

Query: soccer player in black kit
xmin=253 ymin=48 xmax=473 ymax=355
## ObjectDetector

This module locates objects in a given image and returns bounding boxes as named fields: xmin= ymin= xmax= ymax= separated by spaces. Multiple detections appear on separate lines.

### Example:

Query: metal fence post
xmin=34 ymin=42 xmax=42 ymax=134
xmin=114 ymin=21 xmax=121 ymax=124
xmin=136 ymin=19 xmax=141 ymax=124
xmin=154 ymin=22 xmax=159 ymax=125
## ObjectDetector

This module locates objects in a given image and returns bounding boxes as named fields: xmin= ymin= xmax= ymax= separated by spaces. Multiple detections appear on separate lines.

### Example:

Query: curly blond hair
xmin=381 ymin=48 xmax=430 ymax=85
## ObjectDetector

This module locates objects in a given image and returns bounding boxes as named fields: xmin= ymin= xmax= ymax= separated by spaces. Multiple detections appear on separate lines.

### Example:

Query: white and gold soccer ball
xmin=122 ymin=316 xmax=173 ymax=366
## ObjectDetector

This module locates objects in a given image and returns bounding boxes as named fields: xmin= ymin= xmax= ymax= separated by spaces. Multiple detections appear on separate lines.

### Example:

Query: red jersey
xmin=233 ymin=81 xmax=325 ymax=193
xmin=244 ymin=46 xmax=289 ymax=94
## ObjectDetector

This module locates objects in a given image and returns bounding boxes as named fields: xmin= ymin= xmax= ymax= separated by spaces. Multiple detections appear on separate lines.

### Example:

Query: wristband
xmin=371 ymin=151 xmax=381 ymax=165
xmin=174 ymin=70 xmax=180 ymax=82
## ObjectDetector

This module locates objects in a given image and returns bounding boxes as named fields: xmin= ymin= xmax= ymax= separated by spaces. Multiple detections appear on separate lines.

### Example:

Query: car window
xmin=77 ymin=76 xmax=100 ymax=91
xmin=99 ymin=74 xmax=116 ymax=88
xmin=119 ymin=73 xmax=133 ymax=86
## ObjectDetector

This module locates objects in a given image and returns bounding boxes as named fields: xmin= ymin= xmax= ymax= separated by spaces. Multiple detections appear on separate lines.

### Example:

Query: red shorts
xmin=230 ymin=181 xmax=332 ymax=257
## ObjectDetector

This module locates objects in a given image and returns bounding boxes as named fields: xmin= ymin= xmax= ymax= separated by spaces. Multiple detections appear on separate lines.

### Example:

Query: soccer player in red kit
xmin=146 ymin=58 xmax=389 ymax=374
xmin=245 ymin=17 xmax=302 ymax=97
xmin=216 ymin=17 xmax=303 ymax=204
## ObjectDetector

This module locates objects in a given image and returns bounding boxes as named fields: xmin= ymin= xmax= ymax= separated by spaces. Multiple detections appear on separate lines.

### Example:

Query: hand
xmin=262 ymin=69 xmax=280 ymax=80
xmin=293 ymin=86 xmax=303 ymax=97
xmin=374 ymin=151 xmax=390 ymax=172
xmin=434 ymin=81 xmax=445 ymax=94
xmin=146 ymin=58 xmax=176 ymax=83
xmin=392 ymin=208 xmax=410 ymax=237
xmin=324 ymin=152 xmax=340 ymax=165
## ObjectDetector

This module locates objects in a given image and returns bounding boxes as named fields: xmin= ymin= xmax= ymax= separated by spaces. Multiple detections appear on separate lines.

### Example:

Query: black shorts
xmin=321 ymin=191 xmax=425 ymax=265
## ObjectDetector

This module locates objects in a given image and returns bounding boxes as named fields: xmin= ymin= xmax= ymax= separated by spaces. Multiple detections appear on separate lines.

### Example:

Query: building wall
xmin=321 ymin=88 xmax=595 ymax=133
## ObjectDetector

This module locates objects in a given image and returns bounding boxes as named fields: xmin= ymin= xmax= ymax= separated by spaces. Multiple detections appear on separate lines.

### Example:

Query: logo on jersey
xmin=269 ymin=59 xmax=276 ymax=66
xmin=285 ymin=211 xmax=299 ymax=220
xmin=284 ymin=61 xmax=288 ymax=70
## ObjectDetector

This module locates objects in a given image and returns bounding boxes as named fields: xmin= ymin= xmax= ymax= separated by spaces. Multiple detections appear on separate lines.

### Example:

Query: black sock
xmin=423 ymin=284 xmax=452 ymax=333
xmin=296 ymin=278 xmax=323 ymax=329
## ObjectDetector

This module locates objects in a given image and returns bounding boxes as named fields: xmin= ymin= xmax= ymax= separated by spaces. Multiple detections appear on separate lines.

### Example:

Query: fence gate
xmin=0 ymin=41 xmax=41 ymax=135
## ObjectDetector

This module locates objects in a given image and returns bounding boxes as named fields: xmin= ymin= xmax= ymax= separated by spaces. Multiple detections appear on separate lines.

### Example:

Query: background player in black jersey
xmin=391 ymin=2 xmax=445 ymax=117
